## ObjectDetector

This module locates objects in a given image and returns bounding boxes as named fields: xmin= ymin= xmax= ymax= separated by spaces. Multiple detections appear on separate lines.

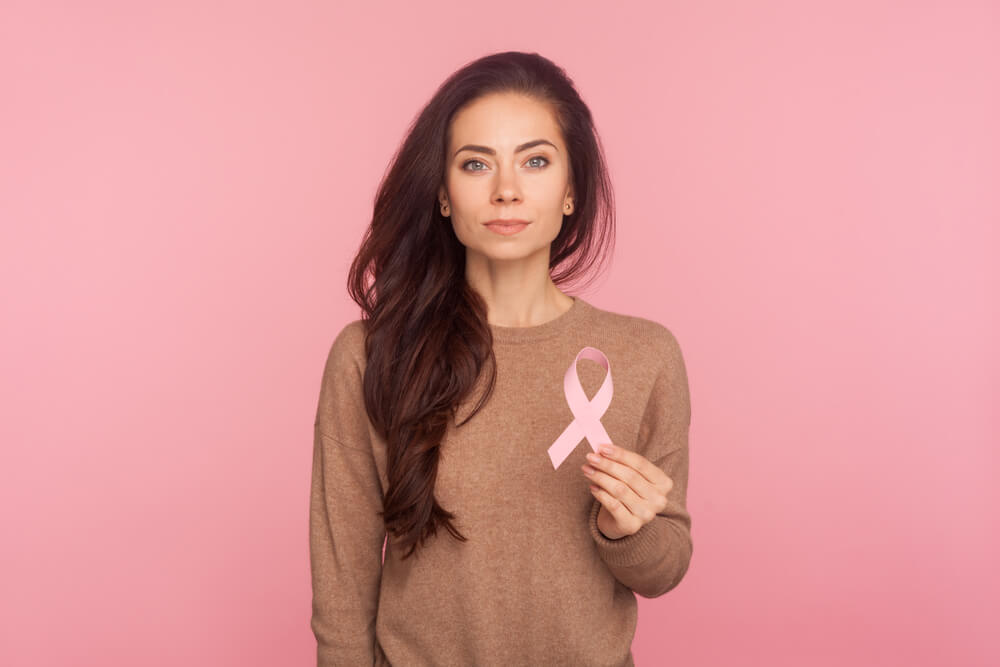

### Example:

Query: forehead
xmin=448 ymin=92 xmax=562 ymax=149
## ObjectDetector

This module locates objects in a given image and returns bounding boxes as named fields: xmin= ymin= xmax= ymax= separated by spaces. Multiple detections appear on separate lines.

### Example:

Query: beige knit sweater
xmin=310 ymin=296 xmax=693 ymax=666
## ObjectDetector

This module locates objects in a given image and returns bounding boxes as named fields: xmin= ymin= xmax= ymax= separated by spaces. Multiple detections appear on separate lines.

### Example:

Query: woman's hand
xmin=581 ymin=443 xmax=673 ymax=540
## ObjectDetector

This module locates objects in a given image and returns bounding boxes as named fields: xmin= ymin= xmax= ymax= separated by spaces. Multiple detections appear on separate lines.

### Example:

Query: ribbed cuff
xmin=587 ymin=498 xmax=670 ymax=568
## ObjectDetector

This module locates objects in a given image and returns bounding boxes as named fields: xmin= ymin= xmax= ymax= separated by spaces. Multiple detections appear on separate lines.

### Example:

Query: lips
xmin=485 ymin=220 xmax=530 ymax=236
xmin=484 ymin=219 xmax=530 ymax=226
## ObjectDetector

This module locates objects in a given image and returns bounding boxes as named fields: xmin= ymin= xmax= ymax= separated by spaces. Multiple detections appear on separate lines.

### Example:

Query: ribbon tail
xmin=548 ymin=420 xmax=585 ymax=469
xmin=582 ymin=420 xmax=614 ymax=457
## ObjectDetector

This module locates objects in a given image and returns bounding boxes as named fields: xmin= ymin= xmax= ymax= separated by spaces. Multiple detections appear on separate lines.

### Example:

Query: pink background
xmin=2 ymin=2 xmax=997 ymax=665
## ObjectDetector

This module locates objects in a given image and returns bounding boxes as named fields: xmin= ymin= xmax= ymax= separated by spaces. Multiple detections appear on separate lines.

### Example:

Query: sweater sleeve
xmin=587 ymin=327 xmax=693 ymax=599
xmin=309 ymin=321 xmax=386 ymax=666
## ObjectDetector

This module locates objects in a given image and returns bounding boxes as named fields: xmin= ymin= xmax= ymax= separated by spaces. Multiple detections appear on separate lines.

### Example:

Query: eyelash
xmin=461 ymin=155 xmax=550 ymax=172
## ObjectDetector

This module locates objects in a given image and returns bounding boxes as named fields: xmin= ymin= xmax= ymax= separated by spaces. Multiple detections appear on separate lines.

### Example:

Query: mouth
xmin=484 ymin=220 xmax=530 ymax=235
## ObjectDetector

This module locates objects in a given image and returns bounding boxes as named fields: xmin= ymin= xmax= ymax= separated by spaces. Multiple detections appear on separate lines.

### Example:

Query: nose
xmin=492 ymin=165 xmax=522 ymax=204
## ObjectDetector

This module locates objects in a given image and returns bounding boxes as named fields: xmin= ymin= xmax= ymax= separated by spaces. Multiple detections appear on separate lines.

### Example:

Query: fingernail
xmin=599 ymin=444 xmax=613 ymax=455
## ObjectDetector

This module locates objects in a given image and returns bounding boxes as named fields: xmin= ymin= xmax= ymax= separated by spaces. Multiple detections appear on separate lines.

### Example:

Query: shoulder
xmin=322 ymin=318 xmax=368 ymax=378
xmin=315 ymin=319 xmax=371 ymax=438
xmin=585 ymin=301 xmax=686 ymax=370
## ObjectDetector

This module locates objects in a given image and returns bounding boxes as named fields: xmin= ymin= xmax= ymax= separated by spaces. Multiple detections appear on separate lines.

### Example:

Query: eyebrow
xmin=453 ymin=139 xmax=558 ymax=159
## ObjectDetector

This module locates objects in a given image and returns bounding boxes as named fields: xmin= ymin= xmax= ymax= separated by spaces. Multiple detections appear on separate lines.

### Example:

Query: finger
xmin=590 ymin=484 xmax=642 ymax=534
xmin=596 ymin=444 xmax=672 ymax=494
xmin=585 ymin=449 xmax=661 ymax=503
xmin=583 ymin=464 xmax=651 ymax=521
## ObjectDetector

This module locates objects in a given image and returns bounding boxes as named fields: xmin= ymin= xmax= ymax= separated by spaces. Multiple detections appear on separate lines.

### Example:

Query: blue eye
xmin=461 ymin=156 xmax=550 ymax=171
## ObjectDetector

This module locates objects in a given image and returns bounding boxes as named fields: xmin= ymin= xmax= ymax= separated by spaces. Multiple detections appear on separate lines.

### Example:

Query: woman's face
xmin=439 ymin=92 xmax=574 ymax=262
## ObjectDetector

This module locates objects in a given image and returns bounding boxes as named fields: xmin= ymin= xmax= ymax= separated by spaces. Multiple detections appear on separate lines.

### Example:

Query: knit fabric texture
xmin=310 ymin=296 xmax=693 ymax=666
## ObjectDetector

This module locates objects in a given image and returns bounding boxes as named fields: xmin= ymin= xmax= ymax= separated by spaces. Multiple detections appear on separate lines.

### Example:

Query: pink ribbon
xmin=548 ymin=346 xmax=614 ymax=469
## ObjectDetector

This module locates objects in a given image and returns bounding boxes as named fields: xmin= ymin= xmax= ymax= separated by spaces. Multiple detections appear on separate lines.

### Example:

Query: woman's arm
xmin=309 ymin=322 xmax=386 ymax=665
xmin=587 ymin=328 xmax=693 ymax=598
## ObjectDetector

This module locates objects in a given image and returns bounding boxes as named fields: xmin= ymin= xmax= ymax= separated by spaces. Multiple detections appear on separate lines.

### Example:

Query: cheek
xmin=447 ymin=169 xmax=566 ymax=217
xmin=527 ymin=172 xmax=568 ymax=203
xmin=541 ymin=217 xmax=565 ymax=243
xmin=447 ymin=178 xmax=485 ymax=212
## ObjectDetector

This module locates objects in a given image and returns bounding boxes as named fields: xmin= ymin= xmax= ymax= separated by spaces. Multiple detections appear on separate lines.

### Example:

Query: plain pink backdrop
xmin=2 ymin=1 xmax=997 ymax=666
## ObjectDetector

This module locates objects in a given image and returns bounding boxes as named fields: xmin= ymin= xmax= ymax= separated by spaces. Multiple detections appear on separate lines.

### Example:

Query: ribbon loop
xmin=547 ymin=346 xmax=614 ymax=469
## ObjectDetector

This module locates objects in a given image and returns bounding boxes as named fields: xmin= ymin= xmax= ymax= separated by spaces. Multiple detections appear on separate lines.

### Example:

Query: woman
xmin=310 ymin=51 xmax=693 ymax=666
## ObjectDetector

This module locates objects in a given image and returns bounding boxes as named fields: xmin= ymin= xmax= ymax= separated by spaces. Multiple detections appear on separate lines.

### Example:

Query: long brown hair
xmin=346 ymin=51 xmax=615 ymax=559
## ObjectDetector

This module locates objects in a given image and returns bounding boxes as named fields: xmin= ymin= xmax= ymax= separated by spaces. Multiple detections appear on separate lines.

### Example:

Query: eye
xmin=461 ymin=156 xmax=550 ymax=172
